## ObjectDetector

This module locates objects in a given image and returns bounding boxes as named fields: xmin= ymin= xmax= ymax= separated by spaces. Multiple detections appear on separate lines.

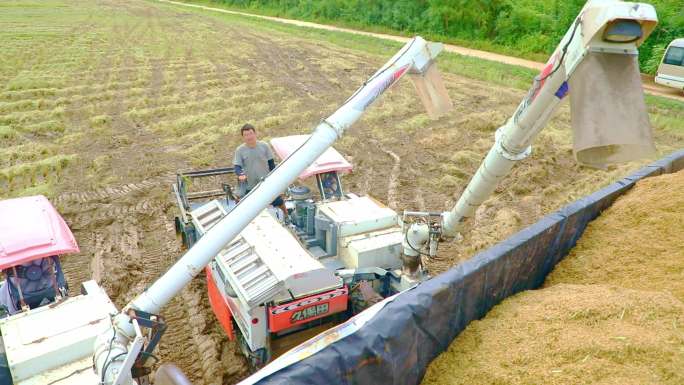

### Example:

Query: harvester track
xmin=54 ymin=175 xmax=174 ymax=205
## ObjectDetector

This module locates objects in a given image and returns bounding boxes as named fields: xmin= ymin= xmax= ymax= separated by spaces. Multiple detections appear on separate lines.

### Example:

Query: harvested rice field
xmin=2 ymin=1 xmax=683 ymax=383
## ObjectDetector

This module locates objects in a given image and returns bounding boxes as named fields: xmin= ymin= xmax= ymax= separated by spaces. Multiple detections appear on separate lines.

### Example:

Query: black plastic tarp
xmin=256 ymin=149 xmax=684 ymax=385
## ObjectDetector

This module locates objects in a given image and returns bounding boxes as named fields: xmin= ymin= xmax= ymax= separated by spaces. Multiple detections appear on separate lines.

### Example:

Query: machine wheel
xmin=236 ymin=329 xmax=269 ymax=371
xmin=180 ymin=224 xmax=196 ymax=249
xmin=350 ymin=280 xmax=384 ymax=315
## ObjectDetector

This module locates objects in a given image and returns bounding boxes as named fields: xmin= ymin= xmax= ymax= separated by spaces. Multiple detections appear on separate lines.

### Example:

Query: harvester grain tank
xmin=0 ymin=0 xmax=663 ymax=383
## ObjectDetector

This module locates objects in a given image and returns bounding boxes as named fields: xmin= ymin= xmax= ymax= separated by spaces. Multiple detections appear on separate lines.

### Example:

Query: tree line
xmin=211 ymin=0 xmax=684 ymax=74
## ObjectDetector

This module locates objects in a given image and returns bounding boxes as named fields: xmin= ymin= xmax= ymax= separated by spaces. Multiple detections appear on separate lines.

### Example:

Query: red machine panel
xmin=205 ymin=267 xmax=235 ymax=340
xmin=268 ymin=286 xmax=348 ymax=333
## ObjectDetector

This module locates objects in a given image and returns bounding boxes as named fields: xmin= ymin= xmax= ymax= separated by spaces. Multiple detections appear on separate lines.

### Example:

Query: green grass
xmin=90 ymin=114 xmax=111 ymax=127
xmin=645 ymin=94 xmax=684 ymax=115
xmin=0 ymin=154 xmax=75 ymax=178
xmin=0 ymin=125 xmax=19 ymax=140
xmin=11 ymin=181 xmax=54 ymax=198
xmin=6 ymin=76 xmax=66 ymax=91
xmin=0 ymin=143 xmax=52 ymax=166
xmin=645 ymin=95 xmax=684 ymax=138
xmin=0 ymin=153 xmax=76 ymax=197
xmin=25 ymin=119 xmax=65 ymax=134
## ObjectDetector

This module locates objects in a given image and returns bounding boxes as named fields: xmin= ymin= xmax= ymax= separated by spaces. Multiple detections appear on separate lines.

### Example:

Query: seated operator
xmin=233 ymin=123 xmax=288 ymax=221
xmin=320 ymin=171 xmax=342 ymax=200
xmin=0 ymin=256 xmax=67 ymax=317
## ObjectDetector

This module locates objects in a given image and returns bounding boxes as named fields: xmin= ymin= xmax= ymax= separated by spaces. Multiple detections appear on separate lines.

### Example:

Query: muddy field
xmin=1 ymin=1 xmax=683 ymax=384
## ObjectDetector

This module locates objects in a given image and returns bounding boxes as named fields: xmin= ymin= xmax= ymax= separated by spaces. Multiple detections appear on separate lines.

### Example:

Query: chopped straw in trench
xmin=423 ymin=169 xmax=684 ymax=385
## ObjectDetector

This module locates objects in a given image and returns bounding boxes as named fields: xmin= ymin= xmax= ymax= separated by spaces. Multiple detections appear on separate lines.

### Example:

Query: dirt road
xmin=160 ymin=0 xmax=684 ymax=103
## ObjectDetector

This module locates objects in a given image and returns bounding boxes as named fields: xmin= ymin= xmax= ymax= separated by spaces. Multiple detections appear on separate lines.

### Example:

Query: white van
xmin=655 ymin=38 xmax=684 ymax=91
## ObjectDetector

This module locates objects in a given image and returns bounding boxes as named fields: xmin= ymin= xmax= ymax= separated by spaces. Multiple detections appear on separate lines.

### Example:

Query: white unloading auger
xmin=93 ymin=36 xmax=453 ymax=385
xmin=403 ymin=0 xmax=658 ymax=259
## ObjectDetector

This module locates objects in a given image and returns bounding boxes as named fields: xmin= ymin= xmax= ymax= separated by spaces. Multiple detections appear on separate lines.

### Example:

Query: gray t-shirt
xmin=233 ymin=141 xmax=274 ymax=190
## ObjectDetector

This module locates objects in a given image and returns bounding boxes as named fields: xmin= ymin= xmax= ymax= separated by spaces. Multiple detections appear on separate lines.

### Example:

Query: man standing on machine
xmin=233 ymin=123 xmax=288 ymax=220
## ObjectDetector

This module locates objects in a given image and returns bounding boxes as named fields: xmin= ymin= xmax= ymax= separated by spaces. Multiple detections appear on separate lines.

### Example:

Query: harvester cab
xmin=270 ymin=134 xmax=352 ymax=203
xmin=0 ymin=256 xmax=68 ymax=316
xmin=0 ymin=196 xmax=123 ymax=385
xmin=0 ymin=196 xmax=76 ymax=317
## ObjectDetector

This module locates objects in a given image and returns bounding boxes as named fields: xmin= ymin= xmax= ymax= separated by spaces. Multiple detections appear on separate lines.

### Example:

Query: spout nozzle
xmin=570 ymin=52 xmax=655 ymax=168
xmin=409 ymin=61 xmax=453 ymax=119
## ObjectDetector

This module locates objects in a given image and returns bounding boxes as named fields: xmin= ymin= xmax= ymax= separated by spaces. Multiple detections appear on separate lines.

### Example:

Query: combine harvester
xmin=174 ymin=133 xmax=437 ymax=367
xmin=234 ymin=0 xmax=669 ymax=383
xmin=0 ymin=25 xmax=451 ymax=385
xmin=173 ymin=32 xmax=455 ymax=369
xmin=0 ymin=0 xmax=665 ymax=384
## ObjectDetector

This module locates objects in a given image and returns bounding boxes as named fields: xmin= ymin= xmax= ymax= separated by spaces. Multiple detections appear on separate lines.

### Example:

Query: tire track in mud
xmin=55 ymin=173 xmax=175 ymax=204
xmin=373 ymin=140 xmax=401 ymax=210
xmin=62 ymin=213 xmax=143 ymax=299
xmin=163 ymin=285 xmax=225 ymax=385
xmin=60 ymin=179 xmax=238 ymax=385
xmin=358 ymin=165 xmax=374 ymax=196
xmin=414 ymin=187 xmax=427 ymax=212
xmin=66 ymin=200 xmax=164 ymax=234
